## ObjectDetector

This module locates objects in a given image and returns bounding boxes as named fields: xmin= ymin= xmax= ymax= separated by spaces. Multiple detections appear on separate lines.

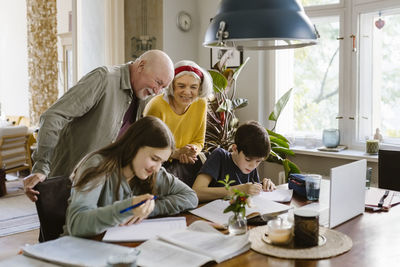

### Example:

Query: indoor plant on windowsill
xmin=218 ymin=175 xmax=250 ymax=235
xmin=205 ymin=55 xmax=300 ymax=181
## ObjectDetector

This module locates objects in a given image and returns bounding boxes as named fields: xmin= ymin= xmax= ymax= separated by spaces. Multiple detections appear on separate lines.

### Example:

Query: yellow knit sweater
xmin=143 ymin=94 xmax=207 ymax=151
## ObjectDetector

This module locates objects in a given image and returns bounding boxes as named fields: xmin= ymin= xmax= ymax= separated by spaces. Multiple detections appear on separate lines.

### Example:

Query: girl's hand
xmin=120 ymin=194 xmax=155 ymax=226
xmin=262 ymin=178 xmax=276 ymax=191
xmin=236 ymin=183 xmax=262 ymax=196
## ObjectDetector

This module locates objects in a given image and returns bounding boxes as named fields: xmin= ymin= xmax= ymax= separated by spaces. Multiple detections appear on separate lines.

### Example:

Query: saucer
xmin=263 ymin=233 xmax=326 ymax=248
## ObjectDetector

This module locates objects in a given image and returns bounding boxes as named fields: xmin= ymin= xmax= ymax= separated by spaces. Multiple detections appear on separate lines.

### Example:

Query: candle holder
xmin=366 ymin=140 xmax=379 ymax=154
xmin=322 ymin=129 xmax=340 ymax=148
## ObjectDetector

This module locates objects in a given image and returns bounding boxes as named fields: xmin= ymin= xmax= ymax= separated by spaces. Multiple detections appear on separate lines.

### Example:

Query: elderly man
xmin=24 ymin=49 xmax=174 ymax=202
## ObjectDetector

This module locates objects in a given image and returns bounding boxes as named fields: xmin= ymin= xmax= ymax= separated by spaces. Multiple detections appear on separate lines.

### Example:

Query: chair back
xmin=0 ymin=125 xmax=32 ymax=174
xmin=378 ymin=149 xmax=400 ymax=191
xmin=34 ymin=175 xmax=72 ymax=242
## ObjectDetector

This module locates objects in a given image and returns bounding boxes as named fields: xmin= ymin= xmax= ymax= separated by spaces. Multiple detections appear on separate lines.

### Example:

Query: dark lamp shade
xmin=203 ymin=0 xmax=319 ymax=50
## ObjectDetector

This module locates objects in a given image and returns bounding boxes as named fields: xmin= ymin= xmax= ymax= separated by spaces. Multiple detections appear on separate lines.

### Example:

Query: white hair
xmin=166 ymin=60 xmax=212 ymax=98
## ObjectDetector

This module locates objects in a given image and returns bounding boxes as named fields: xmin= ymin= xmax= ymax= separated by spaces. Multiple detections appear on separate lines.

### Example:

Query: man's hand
xmin=23 ymin=173 xmax=47 ymax=202
xmin=262 ymin=178 xmax=276 ymax=191
xmin=120 ymin=194 xmax=155 ymax=226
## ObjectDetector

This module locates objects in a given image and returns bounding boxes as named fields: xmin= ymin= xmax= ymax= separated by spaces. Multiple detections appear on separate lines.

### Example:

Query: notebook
xmin=299 ymin=159 xmax=367 ymax=228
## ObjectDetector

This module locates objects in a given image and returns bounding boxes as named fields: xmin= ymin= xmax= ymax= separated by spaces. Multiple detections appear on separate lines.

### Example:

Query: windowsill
xmin=290 ymin=145 xmax=378 ymax=163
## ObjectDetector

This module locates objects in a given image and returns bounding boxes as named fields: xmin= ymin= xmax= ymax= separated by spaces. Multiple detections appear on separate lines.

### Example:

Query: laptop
xmin=299 ymin=159 xmax=367 ymax=228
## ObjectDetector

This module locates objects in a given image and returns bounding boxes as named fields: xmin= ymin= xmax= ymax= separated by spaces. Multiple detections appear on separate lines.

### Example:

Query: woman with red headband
xmin=143 ymin=60 xmax=212 ymax=186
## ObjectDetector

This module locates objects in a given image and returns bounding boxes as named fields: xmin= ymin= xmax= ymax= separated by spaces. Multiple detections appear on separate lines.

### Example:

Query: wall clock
xmin=177 ymin=11 xmax=192 ymax=32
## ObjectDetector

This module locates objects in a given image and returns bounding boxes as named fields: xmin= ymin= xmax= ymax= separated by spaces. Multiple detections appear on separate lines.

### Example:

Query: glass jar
xmin=322 ymin=129 xmax=340 ymax=148
xmin=228 ymin=213 xmax=247 ymax=235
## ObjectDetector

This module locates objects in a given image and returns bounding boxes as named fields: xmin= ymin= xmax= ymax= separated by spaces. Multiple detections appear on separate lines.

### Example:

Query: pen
xmin=119 ymin=196 xmax=158 ymax=214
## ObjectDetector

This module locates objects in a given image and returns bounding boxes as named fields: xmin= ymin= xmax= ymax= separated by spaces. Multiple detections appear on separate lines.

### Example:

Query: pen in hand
xmin=119 ymin=196 xmax=158 ymax=214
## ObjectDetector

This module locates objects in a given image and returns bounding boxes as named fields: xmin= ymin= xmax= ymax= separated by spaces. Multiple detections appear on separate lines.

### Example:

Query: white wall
xmin=0 ymin=0 xmax=29 ymax=117
xmin=163 ymin=0 xmax=199 ymax=64
xmin=77 ymin=0 xmax=106 ymax=79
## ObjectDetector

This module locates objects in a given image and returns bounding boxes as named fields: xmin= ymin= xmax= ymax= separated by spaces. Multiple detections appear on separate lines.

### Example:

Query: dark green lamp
xmin=203 ymin=0 xmax=319 ymax=50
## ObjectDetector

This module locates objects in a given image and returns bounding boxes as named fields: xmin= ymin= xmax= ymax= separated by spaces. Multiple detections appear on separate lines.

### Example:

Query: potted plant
xmin=205 ymin=55 xmax=300 ymax=181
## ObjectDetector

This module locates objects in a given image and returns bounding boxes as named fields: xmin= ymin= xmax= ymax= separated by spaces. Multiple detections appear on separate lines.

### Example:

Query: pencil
xmin=119 ymin=196 xmax=158 ymax=214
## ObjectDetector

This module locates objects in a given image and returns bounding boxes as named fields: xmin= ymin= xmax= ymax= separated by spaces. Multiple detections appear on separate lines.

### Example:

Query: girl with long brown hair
xmin=64 ymin=116 xmax=198 ymax=237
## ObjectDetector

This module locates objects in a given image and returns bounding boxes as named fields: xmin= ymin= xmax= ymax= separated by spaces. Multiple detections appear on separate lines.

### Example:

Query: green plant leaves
xmin=268 ymin=88 xmax=294 ymax=122
xmin=267 ymin=129 xmax=289 ymax=143
xmin=209 ymin=70 xmax=227 ymax=94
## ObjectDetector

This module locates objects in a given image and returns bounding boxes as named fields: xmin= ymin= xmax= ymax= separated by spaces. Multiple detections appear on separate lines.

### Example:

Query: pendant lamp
xmin=203 ymin=0 xmax=319 ymax=50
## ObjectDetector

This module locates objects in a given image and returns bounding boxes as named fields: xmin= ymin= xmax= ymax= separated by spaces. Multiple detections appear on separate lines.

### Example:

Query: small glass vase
xmin=228 ymin=213 xmax=247 ymax=235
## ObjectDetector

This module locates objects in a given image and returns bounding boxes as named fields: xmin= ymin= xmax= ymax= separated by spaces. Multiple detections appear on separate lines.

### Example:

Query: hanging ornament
xmin=375 ymin=11 xmax=385 ymax=30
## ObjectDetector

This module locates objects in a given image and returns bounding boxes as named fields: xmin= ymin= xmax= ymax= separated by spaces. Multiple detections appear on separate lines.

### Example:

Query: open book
xmin=22 ymin=236 xmax=137 ymax=267
xmin=190 ymin=195 xmax=291 ymax=226
xmin=137 ymin=221 xmax=250 ymax=267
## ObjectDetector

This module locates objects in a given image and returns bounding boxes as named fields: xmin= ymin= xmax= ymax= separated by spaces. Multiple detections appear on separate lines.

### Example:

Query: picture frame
xmin=210 ymin=48 xmax=243 ymax=69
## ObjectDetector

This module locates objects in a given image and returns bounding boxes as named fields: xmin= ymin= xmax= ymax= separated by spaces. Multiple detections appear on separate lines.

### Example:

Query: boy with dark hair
xmin=192 ymin=120 xmax=276 ymax=202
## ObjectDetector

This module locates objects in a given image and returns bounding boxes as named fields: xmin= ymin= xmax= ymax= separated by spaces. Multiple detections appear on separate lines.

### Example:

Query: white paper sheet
xmin=103 ymin=217 xmax=187 ymax=242
xmin=22 ymin=236 xmax=135 ymax=267
xmin=257 ymin=189 xmax=293 ymax=202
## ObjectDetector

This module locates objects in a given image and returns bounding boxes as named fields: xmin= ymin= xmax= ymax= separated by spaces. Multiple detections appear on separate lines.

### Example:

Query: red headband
xmin=174 ymin=65 xmax=203 ymax=81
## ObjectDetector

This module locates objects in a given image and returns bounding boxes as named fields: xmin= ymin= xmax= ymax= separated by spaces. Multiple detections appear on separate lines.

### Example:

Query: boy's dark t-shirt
xmin=198 ymin=147 xmax=260 ymax=187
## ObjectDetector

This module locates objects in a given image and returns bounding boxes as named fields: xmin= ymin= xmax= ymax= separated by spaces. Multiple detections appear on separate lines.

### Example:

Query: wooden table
xmin=113 ymin=183 xmax=400 ymax=267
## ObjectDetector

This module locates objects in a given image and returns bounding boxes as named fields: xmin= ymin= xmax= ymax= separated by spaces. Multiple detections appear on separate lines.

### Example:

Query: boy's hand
xmin=262 ymin=178 xmax=276 ymax=191
xmin=237 ymin=183 xmax=262 ymax=195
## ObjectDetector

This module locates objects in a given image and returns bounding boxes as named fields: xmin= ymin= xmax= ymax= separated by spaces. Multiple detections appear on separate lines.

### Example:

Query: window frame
xmin=269 ymin=0 xmax=400 ymax=150
xmin=352 ymin=0 xmax=400 ymax=150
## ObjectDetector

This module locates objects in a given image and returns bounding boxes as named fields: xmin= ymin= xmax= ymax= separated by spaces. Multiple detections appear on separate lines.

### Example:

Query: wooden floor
xmin=0 ymin=229 xmax=39 ymax=260
xmin=0 ymin=171 xmax=39 ymax=261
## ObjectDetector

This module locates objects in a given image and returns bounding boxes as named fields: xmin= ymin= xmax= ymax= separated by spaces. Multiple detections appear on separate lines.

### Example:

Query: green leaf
xmin=283 ymin=159 xmax=291 ymax=180
xmin=268 ymin=88 xmax=293 ymax=122
xmin=223 ymin=205 xmax=235 ymax=213
xmin=232 ymin=98 xmax=248 ymax=110
xmin=267 ymin=129 xmax=289 ymax=143
xmin=287 ymin=160 xmax=301 ymax=174
xmin=272 ymin=147 xmax=295 ymax=156
xmin=232 ymin=57 xmax=250 ymax=81
xmin=209 ymin=70 xmax=228 ymax=93
xmin=269 ymin=136 xmax=289 ymax=148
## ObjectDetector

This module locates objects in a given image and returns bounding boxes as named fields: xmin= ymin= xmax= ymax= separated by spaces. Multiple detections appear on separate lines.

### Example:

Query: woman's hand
xmin=120 ymin=194 xmax=155 ymax=226
xmin=175 ymin=144 xmax=198 ymax=164
xmin=262 ymin=178 xmax=276 ymax=191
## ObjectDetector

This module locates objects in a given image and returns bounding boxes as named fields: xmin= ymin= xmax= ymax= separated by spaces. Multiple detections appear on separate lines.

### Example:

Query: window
xmin=276 ymin=16 xmax=340 ymax=141
xmin=358 ymin=8 xmax=400 ymax=145
xmin=300 ymin=0 xmax=340 ymax=7
xmin=272 ymin=0 xmax=400 ymax=149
